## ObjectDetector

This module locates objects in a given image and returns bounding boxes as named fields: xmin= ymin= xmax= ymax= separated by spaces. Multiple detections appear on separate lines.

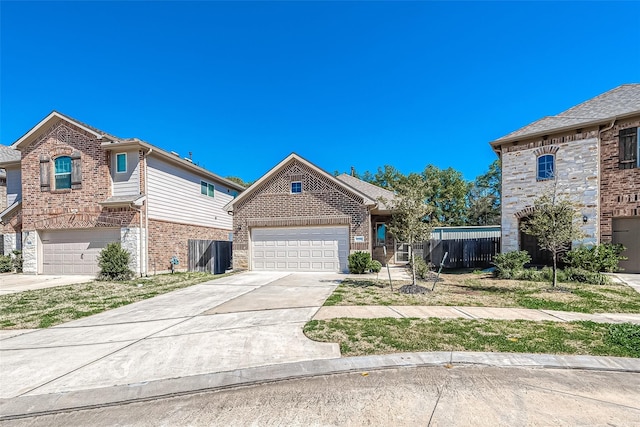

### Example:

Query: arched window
xmin=54 ymin=156 xmax=72 ymax=189
xmin=537 ymin=154 xmax=554 ymax=181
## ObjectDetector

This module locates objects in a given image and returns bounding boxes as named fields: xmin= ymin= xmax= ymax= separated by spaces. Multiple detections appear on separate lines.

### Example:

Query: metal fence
xmin=187 ymin=240 xmax=232 ymax=274
xmin=426 ymin=237 xmax=500 ymax=269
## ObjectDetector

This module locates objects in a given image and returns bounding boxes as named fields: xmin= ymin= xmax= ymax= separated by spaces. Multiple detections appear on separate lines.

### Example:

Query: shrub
xmin=12 ymin=250 xmax=23 ymax=273
xmin=348 ymin=251 xmax=372 ymax=274
xmin=369 ymin=260 xmax=382 ymax=273
xmin=97 ymin=242 xmax=134 ymax=281
xmin=0 ymin=255 xmax=12 ymax=273
xmin=563 ymin=244 xmax=627 ymax=273
xmin=411 ymin=256 xmax=432 ymax=280
xmin=493 ymin=251 xmax=531 ymax=278
xmin=562 ymin=267 xmax=610 ymax=285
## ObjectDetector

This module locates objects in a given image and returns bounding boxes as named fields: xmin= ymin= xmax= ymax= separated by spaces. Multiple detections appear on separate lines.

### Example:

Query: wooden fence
xmin=188 ymin=240 xmax=232 ymax=274
xmin=426 ymin=237 xmax=500 ymax=269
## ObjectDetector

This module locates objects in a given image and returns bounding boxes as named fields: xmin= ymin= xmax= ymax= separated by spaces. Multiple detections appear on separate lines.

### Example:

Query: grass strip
xmin=0 ymin=272 xmax=226 ymax=329
xmin=326 ymin=275 xmax=640 ymax=314
xmin=304 ymin=317 xmax=640 ymax=358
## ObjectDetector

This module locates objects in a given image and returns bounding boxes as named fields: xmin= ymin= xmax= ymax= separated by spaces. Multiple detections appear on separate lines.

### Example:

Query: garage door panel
xmin=41 ymin=228 xmax=121 ymax=275
xmin=252 ymin=226 xmax=349 ymax=272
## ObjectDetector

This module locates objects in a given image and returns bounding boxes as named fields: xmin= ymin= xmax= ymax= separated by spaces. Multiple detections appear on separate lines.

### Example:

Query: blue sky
xmin=1 ymin=1 xmax=639 ymax=183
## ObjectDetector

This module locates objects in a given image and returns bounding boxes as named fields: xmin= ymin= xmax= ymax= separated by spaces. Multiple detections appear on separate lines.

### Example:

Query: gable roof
xmin=336 ymin=173 xmax=396 ymax=211
xmin=491 ymin=84 xmax=640 ymax=147
xmin=224 ymin=153 xmax=378 ymax=212
xmin=8 ymin=111 xmax=245 ymax=192
xmin=0 ymin=144 xmax=21 ymax=166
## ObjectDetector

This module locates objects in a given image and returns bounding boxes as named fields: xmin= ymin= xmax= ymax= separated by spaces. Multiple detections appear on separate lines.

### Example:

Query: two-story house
xmin=490 ymin=84 xmax=640 ymax=273
xmin=0 ymin=111 xmax=244 ymax=275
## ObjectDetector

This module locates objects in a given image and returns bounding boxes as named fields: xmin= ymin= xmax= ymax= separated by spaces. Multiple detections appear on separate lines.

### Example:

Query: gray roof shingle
xmin=0 ymin=144 xmax=21 ymax=164
xmin=492 ymin=84 xmax=640 ymax=144
xmin=336 ymin=174 xmax=396 ymax=210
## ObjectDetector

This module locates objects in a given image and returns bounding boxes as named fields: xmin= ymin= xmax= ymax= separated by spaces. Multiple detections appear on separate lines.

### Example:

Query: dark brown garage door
xmin=612 ymin=218 xmax=640 ymax=274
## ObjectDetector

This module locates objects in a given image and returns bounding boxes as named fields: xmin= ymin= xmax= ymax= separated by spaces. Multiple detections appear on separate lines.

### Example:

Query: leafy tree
xmin=385 ymin=173 xmax=434 ymax=286
xmin=362 ymin=165 xmax=403 ymax=190
xmin=225 ymin=176 xmax=252 ymax=188
xmin=421 ymin=165 xmax=469 ymax=226
xmin=468 ymin=159 xmax=501 ymax=225
xmin=520 ymin=187 xmax=582 ymax=288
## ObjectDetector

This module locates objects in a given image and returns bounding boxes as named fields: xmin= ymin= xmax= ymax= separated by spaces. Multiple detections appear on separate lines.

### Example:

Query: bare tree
xmin=520 ymin=182 xmax=582 ymax=288
xmin=384 ymin=173 xmax=434 ymax=287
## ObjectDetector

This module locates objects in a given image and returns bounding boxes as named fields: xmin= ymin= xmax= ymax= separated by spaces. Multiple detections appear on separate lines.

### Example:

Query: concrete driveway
xmin=0 ymin=274 xmax=95 ymax=295
xmin=0 ymin=271 xmax=341 ymax=399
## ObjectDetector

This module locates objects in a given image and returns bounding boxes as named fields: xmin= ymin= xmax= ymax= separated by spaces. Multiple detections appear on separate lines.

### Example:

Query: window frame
xmin=291 ymin=181 xmax=302 ymax=194
xmin=200 ymin=180 xmax=215 ymax=198
xmin=115 ymin=153 xmax=127 ymax=174
xmin=536 ymin=154 xmax=555 ymax=181
xmin=619 ymin=127 xmax=639 ymax=170
xmin=54 ymin=156 xmax=72 ymax=190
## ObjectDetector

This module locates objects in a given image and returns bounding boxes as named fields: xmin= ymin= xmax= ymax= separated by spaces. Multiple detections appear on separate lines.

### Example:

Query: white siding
xmin=146 ymin=156 xmax=234 ymax=229
xmin=6 ymin=166 xmax=21 ymax=205
xmin=112 ymin=150 xmax=140 ymax=196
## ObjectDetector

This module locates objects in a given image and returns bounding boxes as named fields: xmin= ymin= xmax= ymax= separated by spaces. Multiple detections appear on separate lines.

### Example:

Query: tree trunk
xmin=410 ymin=246 xmax=417 ymax=286
xmin=552 ymin=252 xmax=557 ymax=288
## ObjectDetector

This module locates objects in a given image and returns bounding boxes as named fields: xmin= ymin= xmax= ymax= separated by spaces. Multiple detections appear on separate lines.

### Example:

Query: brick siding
xmin=20 ymin=119 xmax=140 ymax=232
xmin=232 ymin=159 xmax=371 ymax=269
xmin=599 ymin=116 xmax=640 ymax=242
xmin=147 ymin=218 xmax=229 ymax=273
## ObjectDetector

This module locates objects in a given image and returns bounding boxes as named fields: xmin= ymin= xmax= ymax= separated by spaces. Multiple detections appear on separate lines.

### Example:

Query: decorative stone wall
xmin=121 ymin=227 xmax=145 ymax=275
xmin=231 ymin=159 xmax=371 ymax=270
xmin=21 ymin=230 xmax=37 ymax=273
xmin=599 ymin=117 xmax=640 ymax=242
xmin=147 ymin=219 xmax=229 ymax=274
xmin=501 ymin=136 xmax=599 ymax=252
xmin=2 ymin=232 xmax=20 ymax=256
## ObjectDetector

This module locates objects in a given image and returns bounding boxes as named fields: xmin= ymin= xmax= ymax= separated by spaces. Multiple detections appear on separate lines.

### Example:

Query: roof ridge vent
xmin=170 ymin=151 xmax=180 ymax=157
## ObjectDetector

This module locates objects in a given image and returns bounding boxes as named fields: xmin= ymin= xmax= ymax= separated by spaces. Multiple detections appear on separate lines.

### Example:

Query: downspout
xmin=596 ymin=119 xmax=616 ymax=245
xmin=144 ymin=147 xmax=152 ymax=276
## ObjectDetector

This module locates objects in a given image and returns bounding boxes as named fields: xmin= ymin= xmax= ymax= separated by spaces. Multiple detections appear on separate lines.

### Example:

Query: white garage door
xmin=252 ymin=226 xmax=349 ymax=272
xmin=613 ymin=218 xmax=640 ymax=274
xmin=41 ymin=228 xmax=121 ymax=275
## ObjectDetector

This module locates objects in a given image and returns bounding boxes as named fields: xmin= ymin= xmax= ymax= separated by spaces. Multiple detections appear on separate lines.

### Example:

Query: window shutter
xmin=71 ymin=151 xmax=82 ymax=186
xmin=40 ymin=156 xmax=50 ymax=191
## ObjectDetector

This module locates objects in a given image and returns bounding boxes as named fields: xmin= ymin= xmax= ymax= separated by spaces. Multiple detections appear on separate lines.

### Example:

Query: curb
xmin=2 ymin=351 xmax=639 ymax=420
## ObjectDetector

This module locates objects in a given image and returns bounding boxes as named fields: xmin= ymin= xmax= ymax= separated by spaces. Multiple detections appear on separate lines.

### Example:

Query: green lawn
xmin=0 ymin=271 xmax=226 ymax=329
xmin=326 ymin=273 xmax=640 ymax=314
xmin=304 ymin=318 xmax=640 ymax=358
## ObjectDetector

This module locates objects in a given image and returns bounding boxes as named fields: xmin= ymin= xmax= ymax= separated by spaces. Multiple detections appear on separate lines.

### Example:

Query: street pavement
xmin=3 ymin=365 xmax=639 ymax=427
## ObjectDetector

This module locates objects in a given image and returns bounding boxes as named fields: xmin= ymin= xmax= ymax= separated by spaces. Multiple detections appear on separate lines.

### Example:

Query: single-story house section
xmin=224 ymin=153 xmax=397 ymax=272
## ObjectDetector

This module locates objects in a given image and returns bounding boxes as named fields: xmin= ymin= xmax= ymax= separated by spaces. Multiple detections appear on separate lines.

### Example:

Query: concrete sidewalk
xmin=314 ymin=305 xmax=640 ymax=324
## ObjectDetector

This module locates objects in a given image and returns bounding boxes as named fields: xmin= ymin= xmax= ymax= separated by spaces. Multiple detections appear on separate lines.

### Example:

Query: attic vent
xmin=170 ymin=151 xmax=180 ymax=157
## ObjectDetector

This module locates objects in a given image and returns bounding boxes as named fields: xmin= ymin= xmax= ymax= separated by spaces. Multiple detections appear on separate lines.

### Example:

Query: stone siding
xmin=2 ymin=232 xmax=21 ymax=256
xmin=599 ymin=117 xmax=640 ymax=242
xmin=501 ymin=135 xmax=599 ymax=252
xmin=232 ymin=159 xmax=371 ymax=270
xmin=147 ymin=219 xmax=229 ymax=274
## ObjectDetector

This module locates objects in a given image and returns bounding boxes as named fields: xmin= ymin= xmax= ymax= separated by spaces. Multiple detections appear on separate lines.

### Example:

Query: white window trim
xmin=291 ymin=181 xmax=302 ymax=194
xmin=200 ymin=180 xmax=215 ymax=198
xmin=116 ymin=153 xmax=127 ymax=174
xmin=536 ymin=154 xmax=555 ymax=181
xmin=54 ymin=156 xmax=72 ymax=190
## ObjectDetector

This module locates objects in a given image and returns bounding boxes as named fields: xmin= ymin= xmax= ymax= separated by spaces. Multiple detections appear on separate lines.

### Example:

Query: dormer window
xmin=54 ymin=156 xmax=72 ymax=189
xmin=291 ymin=181 xmax=302 ymax=194
xmin=537 ymin=154 xmax=555 ymax=181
